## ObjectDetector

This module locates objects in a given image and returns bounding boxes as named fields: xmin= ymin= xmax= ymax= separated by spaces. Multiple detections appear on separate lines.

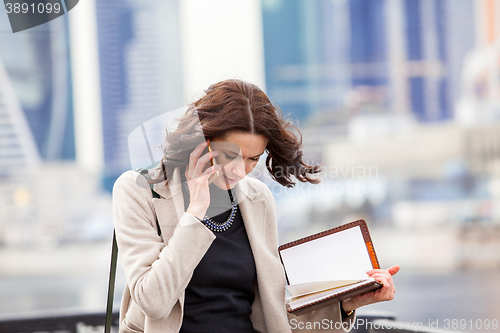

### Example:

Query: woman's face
xmin=207 ymin=131 xmax=268 ymax=190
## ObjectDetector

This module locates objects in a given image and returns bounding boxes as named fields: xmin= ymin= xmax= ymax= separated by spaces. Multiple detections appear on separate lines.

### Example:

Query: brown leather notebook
xmin=278 ymin=219 xmax=382 ymax=315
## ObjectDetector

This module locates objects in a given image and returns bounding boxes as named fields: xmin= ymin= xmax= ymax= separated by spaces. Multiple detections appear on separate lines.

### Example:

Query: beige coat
xmin=113 ymin=166 xmax=356 ymax=333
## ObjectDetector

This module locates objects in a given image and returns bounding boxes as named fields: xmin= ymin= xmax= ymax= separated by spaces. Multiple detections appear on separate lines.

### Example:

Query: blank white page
xmin=280 ymin=226 xmax=373 ymax=285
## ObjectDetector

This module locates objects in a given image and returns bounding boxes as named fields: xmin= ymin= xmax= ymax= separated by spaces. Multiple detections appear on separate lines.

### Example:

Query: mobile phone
xmin=207 ymin=142 xmax=220 ymax=181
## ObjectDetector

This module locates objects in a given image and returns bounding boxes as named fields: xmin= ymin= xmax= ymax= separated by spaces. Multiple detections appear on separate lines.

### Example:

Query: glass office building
xmin=261 ymin=0 xmax=475 ymax=123
xmin=0 ymin=14 xmax=75 ymax=164
xmin=95 ymin=0 xmax=184 ymax=189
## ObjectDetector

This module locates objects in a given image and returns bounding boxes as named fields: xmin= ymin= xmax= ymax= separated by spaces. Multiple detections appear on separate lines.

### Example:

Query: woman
xmin=113 ymin=79 xmax=399 ymax=333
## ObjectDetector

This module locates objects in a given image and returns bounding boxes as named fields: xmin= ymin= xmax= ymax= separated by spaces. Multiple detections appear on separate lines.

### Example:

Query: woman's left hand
xmin=342 ymin=265 xmax=400 ymax=313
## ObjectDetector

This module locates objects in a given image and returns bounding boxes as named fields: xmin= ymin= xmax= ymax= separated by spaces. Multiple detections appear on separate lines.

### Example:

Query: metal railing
xmin=0 ymin=312 xmax=119 ymax=333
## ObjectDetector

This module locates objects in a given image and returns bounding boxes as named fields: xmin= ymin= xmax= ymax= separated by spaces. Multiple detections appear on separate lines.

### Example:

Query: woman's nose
xmin=231 ymin=159 xmax=246 ymax=178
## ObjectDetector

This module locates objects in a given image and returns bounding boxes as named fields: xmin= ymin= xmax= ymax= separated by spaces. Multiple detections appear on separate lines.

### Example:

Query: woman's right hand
xmin=185 ymin=140 xmax=222 ymax=220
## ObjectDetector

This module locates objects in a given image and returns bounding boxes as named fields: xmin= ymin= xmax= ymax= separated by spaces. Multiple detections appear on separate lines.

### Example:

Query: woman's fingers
xmin=203 ymin=164 xmax=222 ymax=176
xmin=366 ymin=265 xmax=400 ymax=276
xmin=387 ymin=265 xmax=400 ymax=276
xmin=188 ymin=141 xmax=209 ymax=176
xmin=352 ymin=266 xmax=399 ymax=307
xmin=371 ymin=273 xmax=390 ymax=288
xmin=371 ymin=272 xmax=396 ymax=301
xmin=186 ymin=140 xmax=220 ymax=179
xmin=184 ymin=140 xmax=225 ymax=219
xmin=194 ymin=150 xmax=219 ymax=175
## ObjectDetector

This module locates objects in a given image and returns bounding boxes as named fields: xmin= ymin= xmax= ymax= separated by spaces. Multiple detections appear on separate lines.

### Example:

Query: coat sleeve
xmin=113 ymin=171 xmax=216 ymax=320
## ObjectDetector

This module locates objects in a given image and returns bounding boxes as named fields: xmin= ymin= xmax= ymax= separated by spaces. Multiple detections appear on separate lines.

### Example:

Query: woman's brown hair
xmin=160 ymin=79 xmax=321 ymax=187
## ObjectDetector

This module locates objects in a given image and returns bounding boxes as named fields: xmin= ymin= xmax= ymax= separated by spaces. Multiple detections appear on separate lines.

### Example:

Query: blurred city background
xmin=1 ymin=0 xmax=500 ymax=331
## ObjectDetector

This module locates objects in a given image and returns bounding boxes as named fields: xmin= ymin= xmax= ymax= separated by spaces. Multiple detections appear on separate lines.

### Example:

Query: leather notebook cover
xmin=278 ymin=219 xmax=381 ymax=315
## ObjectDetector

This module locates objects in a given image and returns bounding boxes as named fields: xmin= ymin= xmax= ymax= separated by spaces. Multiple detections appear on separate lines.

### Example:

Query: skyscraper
xmin=95 ymin=0 xmax=184 ymax=189
xmin=261 ymin=0 xmax=476 ymax=123
xmin=0 ymin=58 xmax=41 ymax=174
xmin=0 ymin=13 xmax=75 ymax=162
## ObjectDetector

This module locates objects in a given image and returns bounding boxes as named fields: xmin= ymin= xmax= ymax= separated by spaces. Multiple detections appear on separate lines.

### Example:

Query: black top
xmin=179 ymin=180 xmax=258 ymax=333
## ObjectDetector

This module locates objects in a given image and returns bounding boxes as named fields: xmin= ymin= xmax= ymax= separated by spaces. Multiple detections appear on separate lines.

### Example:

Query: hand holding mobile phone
xmin=207 ymin=142 xmax=220 ymax=183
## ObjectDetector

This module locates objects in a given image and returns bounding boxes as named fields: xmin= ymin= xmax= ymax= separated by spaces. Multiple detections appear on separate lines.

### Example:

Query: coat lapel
xmin=150 ymin=166 xmax=186 ymax=242
xmin=238 ymin=181 xmax=290 ymax=333
xmin=235 ymin=177 xmax=269 ymax=264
